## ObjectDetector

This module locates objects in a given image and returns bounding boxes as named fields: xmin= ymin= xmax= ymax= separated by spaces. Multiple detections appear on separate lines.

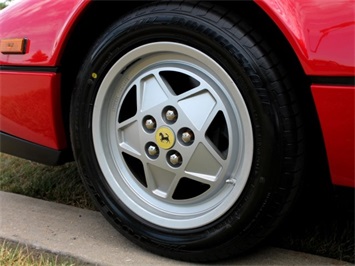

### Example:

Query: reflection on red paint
xmin=257 ymin=0 xmax=355 ymax=76
xmin=312 ymin=85 xmax=355 ymax=188
xmin=0 ymin=0 xmax=89 ymax=66
xmin=26 ymin=50 xmax=48 ymax=63
xmin=0 ymin=71 xmax=66 ymax=149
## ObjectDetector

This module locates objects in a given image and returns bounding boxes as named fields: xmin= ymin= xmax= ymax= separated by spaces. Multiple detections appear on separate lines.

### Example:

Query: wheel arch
xmin=59 ymin=0 xmax=331 ymax=187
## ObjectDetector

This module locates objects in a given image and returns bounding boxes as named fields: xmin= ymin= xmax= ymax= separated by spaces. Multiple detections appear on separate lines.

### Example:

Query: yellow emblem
xmin=155 ymin=126 xmax=175 ymax=150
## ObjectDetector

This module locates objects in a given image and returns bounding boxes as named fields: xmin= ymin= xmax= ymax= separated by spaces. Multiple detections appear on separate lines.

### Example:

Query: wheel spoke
xmin=139 ymin=73 xmax=170 ymax=112
xmin=144 ymin=163 xmax=179 ymax=199
xmin=184 ymin=142 xmax=225 ymax=183
xmin=178 ymin=87 xmax=217 ymax=130
xmin=117 ymin=119 xmax=142 ymax=157
xmin=117 ymin=115 xmax=137 ymax=130
xmin=181 ymin=172 xmax=215 ymax=187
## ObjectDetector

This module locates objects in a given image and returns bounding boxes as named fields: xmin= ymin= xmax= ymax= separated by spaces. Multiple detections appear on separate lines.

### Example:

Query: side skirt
xmin=0 ymin=132 xmax=72 ymax=166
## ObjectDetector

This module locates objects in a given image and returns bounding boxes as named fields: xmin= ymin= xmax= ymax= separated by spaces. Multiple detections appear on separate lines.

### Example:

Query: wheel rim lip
xmin=92 ymin=42 xmax=253 ymax=229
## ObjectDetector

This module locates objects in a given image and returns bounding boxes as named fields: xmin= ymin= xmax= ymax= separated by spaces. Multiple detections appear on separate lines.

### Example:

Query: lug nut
xmin=145 ymin=119 xmax=156 ymax=130
xmin=169 ymin=153 xmax=181 ymax=165
xmin=182 ymin=131 xmax=193 ymax=143
xmin=166 ymin=109 xmax=177 ymax=121
xmin=148 ymin=145 xmax=158 ymax=156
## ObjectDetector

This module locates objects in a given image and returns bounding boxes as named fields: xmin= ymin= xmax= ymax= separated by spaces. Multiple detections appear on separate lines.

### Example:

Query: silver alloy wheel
xmin=92 ymin=42 xmax=253 ymax=229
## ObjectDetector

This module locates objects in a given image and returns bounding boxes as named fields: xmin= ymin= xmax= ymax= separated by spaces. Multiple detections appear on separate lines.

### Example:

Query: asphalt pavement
xmin=0 ymin=191 xmax=352 ymax=265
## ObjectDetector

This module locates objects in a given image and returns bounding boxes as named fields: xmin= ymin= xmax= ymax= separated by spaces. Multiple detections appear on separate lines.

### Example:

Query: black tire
xmin=70 ymin=2 xmax=304 ymax=262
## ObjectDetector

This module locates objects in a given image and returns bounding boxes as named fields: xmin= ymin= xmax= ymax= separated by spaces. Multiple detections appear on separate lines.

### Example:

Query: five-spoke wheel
xmin=92 ymin=42 xmax=253 ymax=229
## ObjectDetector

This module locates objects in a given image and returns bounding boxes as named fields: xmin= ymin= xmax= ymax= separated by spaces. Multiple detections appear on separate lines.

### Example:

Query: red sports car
xmin=0 ymin=0 xmax=354 ymax=262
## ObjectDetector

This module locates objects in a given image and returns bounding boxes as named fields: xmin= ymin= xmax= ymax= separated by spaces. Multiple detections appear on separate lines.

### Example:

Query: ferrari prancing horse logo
xmin=155 ymin=126 xmax=175 ymax=150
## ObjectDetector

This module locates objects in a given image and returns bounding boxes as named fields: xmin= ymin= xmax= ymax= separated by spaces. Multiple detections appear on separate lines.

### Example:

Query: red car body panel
xmin=0 ymin=71 xmax=66 ymax=149
xmin=1 ymin=0 xmax=354 ymax=75
xmin=0 ymin=0 xmax=89 ymax=150
xmin=312 ymin=85 xmax=355 ymax=188
xmin=0 ymin=0 xmax=89 ymax=66
xmin=256 ymin=0 xmax=355 ymax=77
xmin=0 ymin=0 xmax=354 ymax=187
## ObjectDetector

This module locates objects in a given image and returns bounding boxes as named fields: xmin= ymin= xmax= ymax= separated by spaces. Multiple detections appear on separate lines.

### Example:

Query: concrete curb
xmin=0 ymin=191 xmax=351 ymax=265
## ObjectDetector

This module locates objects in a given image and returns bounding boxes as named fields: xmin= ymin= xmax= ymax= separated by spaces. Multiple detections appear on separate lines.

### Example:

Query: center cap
xmin=155 ymin=126 xmax=175 ymax=150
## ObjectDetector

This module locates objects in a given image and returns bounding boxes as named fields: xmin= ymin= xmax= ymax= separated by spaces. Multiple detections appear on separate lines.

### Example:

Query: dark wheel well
xmin=60 ymin=0 xmax=151 ymax=156
xmin=60 ymin=0 xmax=331 ymax=189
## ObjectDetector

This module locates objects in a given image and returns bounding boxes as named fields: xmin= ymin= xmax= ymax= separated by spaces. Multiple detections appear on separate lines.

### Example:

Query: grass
xmin=0 ymin=239 xmax=90 ymax=266
xmin=0 ymin=153 xmax=95 ymax=210
xmin=272 ymin=201 xmax=354 ymax=263
xmin=0 ymin=153 xmax=354 ymax=263
xmin=270 ymin=176 xmax=355 ymax=263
